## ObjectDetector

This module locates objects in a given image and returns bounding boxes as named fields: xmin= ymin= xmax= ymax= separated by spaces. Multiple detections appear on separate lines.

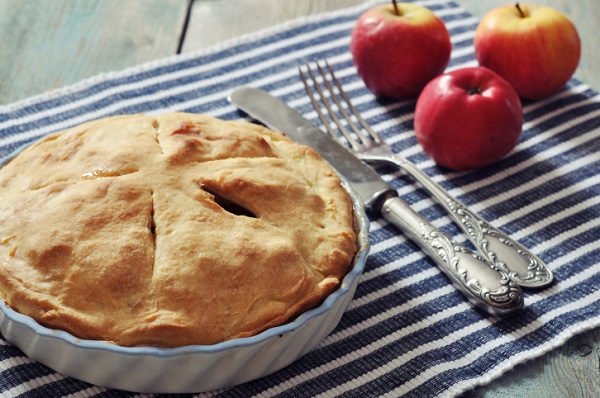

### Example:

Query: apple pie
xmin=0 ymin=112 xmax=357 ymax=347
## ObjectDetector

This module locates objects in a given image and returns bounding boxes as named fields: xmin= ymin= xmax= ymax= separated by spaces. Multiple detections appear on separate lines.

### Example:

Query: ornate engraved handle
xmin=381 ymin=196 xmax=523 ymax=316
xmin=365 ymin=155 xmax=553 ymax=289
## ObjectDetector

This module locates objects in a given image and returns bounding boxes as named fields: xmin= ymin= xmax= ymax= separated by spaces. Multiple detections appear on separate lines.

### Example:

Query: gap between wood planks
xmin=177 ymin=0 xmax=195 ymax=54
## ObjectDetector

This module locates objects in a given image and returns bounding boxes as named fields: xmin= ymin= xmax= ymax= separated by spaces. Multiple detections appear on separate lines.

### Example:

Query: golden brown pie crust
xmin=0 ymin=113 xmax=357 ymax=347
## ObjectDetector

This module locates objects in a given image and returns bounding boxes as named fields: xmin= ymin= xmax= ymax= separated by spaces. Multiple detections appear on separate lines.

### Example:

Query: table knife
xmin=229 ymin=86 xmax=523 ymax=316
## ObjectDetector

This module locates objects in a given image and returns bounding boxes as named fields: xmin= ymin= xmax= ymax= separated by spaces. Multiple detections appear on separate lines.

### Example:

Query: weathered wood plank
xmin=0 ymin=0 xmax=189 ymax=105
xmin=181 ymin=0 xmax=366 ymax=52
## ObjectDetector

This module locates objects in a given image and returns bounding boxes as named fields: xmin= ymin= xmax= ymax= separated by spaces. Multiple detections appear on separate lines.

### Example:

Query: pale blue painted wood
xmin=0 ymin=0 xmax=188 ymax=105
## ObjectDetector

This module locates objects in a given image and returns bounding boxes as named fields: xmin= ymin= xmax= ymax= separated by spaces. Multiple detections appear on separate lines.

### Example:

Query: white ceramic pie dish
xmin=0 ymin=142 xmax=370 ymax=394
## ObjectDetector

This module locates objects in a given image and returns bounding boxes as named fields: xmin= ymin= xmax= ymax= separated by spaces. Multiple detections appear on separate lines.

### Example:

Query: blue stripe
xmin=15 ymin=379 xmax=96 ymax=398
xmin=0 ymin=343 xmax=25 ymax=362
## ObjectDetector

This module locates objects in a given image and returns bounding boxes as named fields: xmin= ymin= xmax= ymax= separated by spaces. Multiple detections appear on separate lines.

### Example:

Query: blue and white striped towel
xmin=1 ymin=0 xmax=598 ymax=397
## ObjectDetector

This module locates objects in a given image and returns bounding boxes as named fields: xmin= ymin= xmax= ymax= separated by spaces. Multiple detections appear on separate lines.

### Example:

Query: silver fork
xmin=299 ymin=61 xmax=553 ymax=289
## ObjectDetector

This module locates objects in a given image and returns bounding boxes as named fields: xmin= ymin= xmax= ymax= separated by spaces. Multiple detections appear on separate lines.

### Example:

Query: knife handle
xmin=381 ymin=195 xmax=524 ymax=316
xmin=365 ymin=155 xmax=553 ymax=289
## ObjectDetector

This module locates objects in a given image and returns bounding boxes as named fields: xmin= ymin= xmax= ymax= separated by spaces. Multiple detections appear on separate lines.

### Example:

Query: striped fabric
xmin=1 ymin=0 xmax=598 ymax=396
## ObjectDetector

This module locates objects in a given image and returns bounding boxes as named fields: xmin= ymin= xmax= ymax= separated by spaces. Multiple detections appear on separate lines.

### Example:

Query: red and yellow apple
xmin=474 ymin=4 xmax=580 ymax=100
xmin=350 ymin=1 xmax=451 ymax=99
xmin=414 ymin=67 xmax=523 ymax=171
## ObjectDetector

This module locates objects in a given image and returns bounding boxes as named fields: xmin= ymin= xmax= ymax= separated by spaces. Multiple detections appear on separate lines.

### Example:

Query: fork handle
xmin=381 ymin=195 xmax=523 ymax=316
xmin=366 ymin=155 xmax=553 ymax=289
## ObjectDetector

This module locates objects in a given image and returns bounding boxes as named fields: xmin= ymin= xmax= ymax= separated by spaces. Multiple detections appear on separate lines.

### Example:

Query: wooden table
xmin=0 ymin=1 xmax=598 ymax=396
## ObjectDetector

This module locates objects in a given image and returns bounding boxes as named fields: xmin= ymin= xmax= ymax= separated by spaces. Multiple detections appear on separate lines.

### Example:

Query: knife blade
xmin=229 ymin=86 xmax=523 ymax=316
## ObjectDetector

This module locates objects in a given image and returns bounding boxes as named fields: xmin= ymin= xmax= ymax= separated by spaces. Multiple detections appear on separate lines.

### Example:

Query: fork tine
xmin=298 ymin=66 xmax=337 ymax=139
xmin=299 ymin=63 xmax=360 ymax=150
xmin=323 ymin=61 xmax=382 ymax=144
xmin=315 ymin=62 xmax=372 ymax=145
xmin=313 ymin=62 xmax=371 ymax=146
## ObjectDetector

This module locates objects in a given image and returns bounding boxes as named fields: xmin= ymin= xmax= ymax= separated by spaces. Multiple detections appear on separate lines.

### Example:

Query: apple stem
xmin=515 ymin=3 xmax=525 ymax=18
xmin=392 ymin=0 xmax=399 ymax=16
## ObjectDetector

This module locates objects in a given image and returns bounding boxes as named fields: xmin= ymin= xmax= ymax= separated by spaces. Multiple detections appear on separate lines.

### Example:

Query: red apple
xmin=350 ymin=1 xmax=451 ymax=99
xmin=414 ymin=66 xmax=522 ymax=171
xmin=474 ymin=4 xmax=581 ymax=100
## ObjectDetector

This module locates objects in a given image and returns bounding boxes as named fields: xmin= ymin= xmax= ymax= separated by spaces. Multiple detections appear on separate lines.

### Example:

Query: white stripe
xmin=385 ymin=84 xmax=598 ymax=159
xmin=252 ymin=299 xmax=466 ymax=398
xmin=60 ymin=386 xmax=108 ymax=398
xmin=451 ymin=102 xmax=600 ymax=188
xmin=349 ymin=267 xmax=442 ymax=311
xmin=450 ymin=30 xmax=475 ymax=45
xmin=291 ymin=78 xmax=595 ymax=179
xmin=523 ymin=91 xmax=600 ymax=125
xmin=351 ymin=237 xmax=598 ymax=333
xmin=360 ymin=199 xmax=599 ymax=302
xmin=522 ymin=85 xmax=592 ymax=113
xmin=361 ymin=193 xmax=596 ymax=289
xmin=320 ymin=81 xmax=594 ymax=157
xmin=1 ymin=373 xmax=65 ymax=398
xmin=302 ymin=102 xmax=597 ymax=276
xmin=180 ymin=30 xmax=477 ymax=116
xmin=358 ymin=251 xmax=425 ymax=284
xmin=345 ymin=79 xmax=593 ymax=151
xmin=366 ymin=229 xmax=598 ymax=330
xmin=333 ymin=284 xmax=460 ymax=343
xmin=343 ymin=248 xmax=598 ymax=382
xmin=0 ymin=354 xmax=33 ymax=369
xmin=465 ymin=141 xmax=600 ymax=213
xmin=369 ymin=231 xmax=409 ymax=253
xmin=464 ymin=149 xmax=599 ymax=212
